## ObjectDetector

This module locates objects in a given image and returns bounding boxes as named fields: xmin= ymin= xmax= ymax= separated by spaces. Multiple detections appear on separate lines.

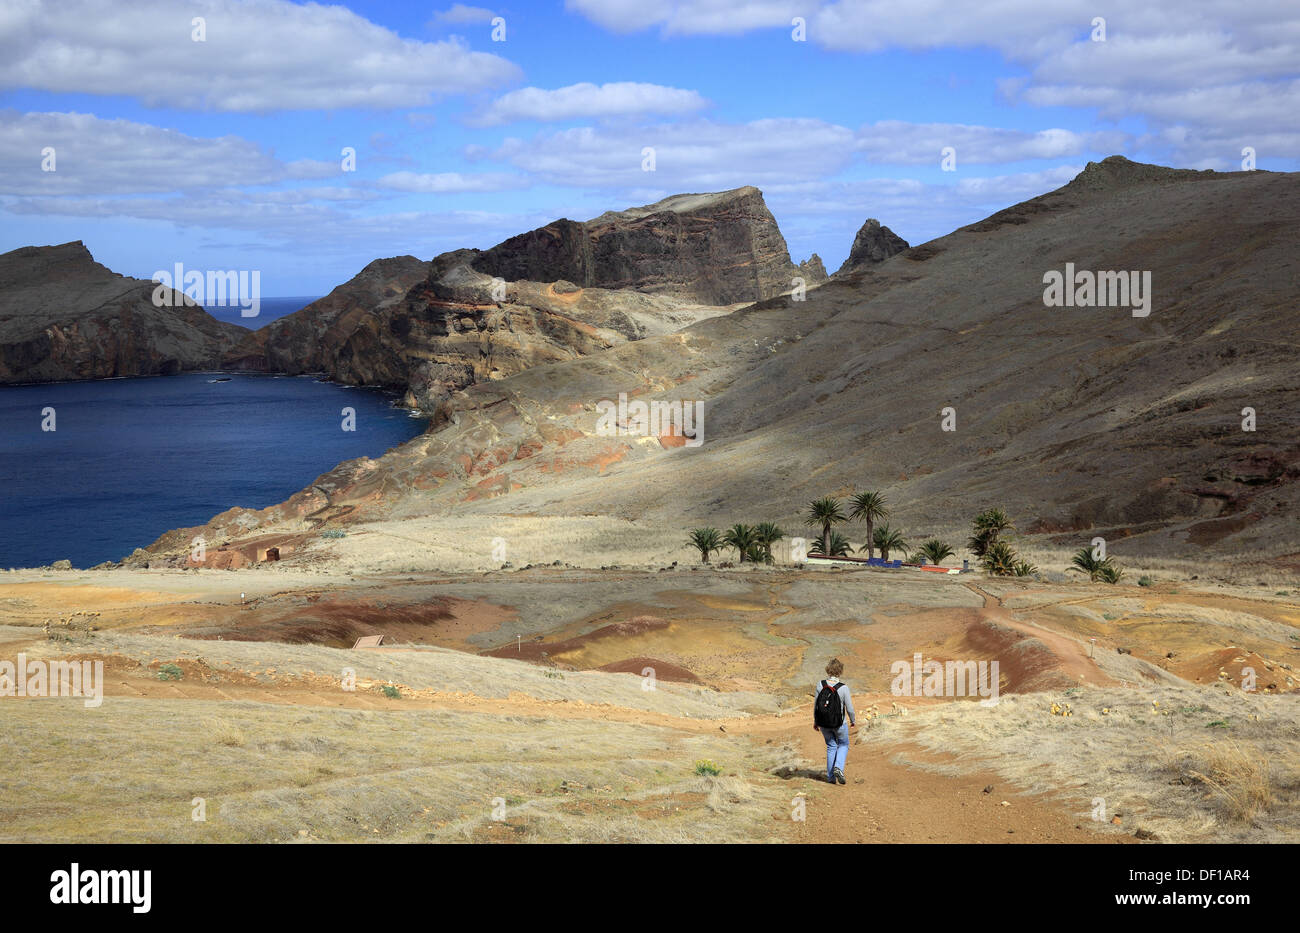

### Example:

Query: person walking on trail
xmin=813 ymin=658 xmax=856 ymax=784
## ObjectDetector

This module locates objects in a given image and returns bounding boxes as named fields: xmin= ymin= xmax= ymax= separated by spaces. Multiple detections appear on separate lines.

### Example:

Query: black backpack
xmin=814 ymin=680 xmax=844 ymax=728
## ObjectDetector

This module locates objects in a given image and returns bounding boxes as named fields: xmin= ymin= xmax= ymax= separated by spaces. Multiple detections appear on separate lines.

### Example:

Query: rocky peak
xmin=465 ymin=186 xmax=803 ymax=305
xmin=1066 ymin=155 xmax=1221 ymax=193
xmin=798 ymin=254 xmax=828 ymax=283
xmin=834 ymin=219 xmax=909 ymax=276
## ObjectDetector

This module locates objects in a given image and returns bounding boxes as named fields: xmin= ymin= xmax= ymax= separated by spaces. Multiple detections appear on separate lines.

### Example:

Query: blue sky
xmin=2 ymin=0 xmax=1296 ymax=295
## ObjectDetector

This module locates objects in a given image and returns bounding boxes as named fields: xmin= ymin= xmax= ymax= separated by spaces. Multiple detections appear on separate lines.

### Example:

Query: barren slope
xmin=146 ymin=158 xmax=1299 ymax=567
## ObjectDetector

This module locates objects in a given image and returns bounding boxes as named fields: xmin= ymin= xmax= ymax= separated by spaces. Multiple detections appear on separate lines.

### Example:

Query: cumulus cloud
xmin=854 ymin=121 xmax=1126 ymax=165
xmin=376 ymin=171 xmax=528 ymax=193
xmin=567 ymin=0 xmax=1300 ymax=161
xmin=434 ymin=4 xmax=496 ymax=24
xmin=0 ymin=111 xmax=306 ymax=195
xmin=475 ymin=116 xmax=1120 ymax=193
xmin=0 ymin=0 xmax=520 ymax=112
xmin=470 ymin=82 xmax=709 ymax=126
xmin=484 ymin=118 xmax=859 ymax=188
xmin=565 ymin=0 xmax=802 ymax=35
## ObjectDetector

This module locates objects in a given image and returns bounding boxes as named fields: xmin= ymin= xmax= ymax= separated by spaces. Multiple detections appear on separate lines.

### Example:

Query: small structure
xmin=352 ymin=634 xmax=385 ymax=649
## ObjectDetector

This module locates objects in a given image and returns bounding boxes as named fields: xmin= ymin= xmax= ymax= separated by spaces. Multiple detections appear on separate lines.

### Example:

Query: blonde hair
xmin=825 ymin=658 xmax=844 ymax=678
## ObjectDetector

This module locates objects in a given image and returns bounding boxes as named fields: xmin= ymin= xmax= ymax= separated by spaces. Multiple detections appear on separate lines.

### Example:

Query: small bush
xmin=156 ymin=663 xmax=183 ymax=681
xmin=1138 ymin=575 xmax=1154 ymax=587
xmin=321 ymin=529 xmax=347 ymax=539
xmin=1188 ymin=741 xmax=1272 ymax=823
xmin=380 ymin=684 xmax=401 ymax=699
xmin=208 ymin=718 xmax=245 ymax=747
xmin=694 ymin=759 xmax=723 ymax=777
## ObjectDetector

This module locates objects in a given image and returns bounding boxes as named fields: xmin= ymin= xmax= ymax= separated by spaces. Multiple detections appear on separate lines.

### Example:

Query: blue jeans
xmin=820 ymin=722 xmax=850 ymax=780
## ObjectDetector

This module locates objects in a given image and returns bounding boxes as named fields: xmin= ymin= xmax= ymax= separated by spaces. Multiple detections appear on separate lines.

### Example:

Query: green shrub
xmin=380 ymin=684 xmax=401 ymax=699
xmin=156 ymin=663 xmax=183 ymax=681
xmin=694 ymin=759 xmax=723 ymax=777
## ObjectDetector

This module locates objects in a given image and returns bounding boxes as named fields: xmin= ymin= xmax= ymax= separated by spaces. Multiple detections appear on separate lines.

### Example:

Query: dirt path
xmin=32 ymin=665 xmax=1133 ymax=844
xmin=775 ymin=716 xmax=1134 ymax=844
xmin=964 ymin=582 xmax=1115 ymax=686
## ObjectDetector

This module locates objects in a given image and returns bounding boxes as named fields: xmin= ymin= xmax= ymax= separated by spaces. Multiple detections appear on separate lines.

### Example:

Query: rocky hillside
xmin=230 ymin=253 xmax=738 ymax=412
xmin=0 ymin=242 xmax=248 ymax=383
xmin=226 ymin=187 xmax=809 ymax=409
xmin=152 ymin=157 xmax=1300 ymax=566
xmin=221 ymin=255 xmax=429 ymax=377
xmin=467 ymin=186 xmax=822 ymax=304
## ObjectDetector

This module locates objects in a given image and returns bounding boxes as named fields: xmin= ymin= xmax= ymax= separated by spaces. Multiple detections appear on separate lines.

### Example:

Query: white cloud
xmin=565 ymin=0 xmax=802 ymax=35
xmin=0 ymin=0 xmax=520 ymax=112
xmin=475 ymin=116 xmax=1121 ymax=194
xmin=0 ymin=111 xmax=295 ymax=195
xmin=376 ymin=171 xmax=527 ymax=193
xmin=471 ymin=82 xmax=709 ymax=126
xmin=854 ymin=121 xmax=1125 ymax=165
xmin=567 ymin=0 xmax=1300 ymax=162
xmin=434 ymin=4 xmax=496 ymax=24
xmin=484 ymin=118 xmax=859 ymax=188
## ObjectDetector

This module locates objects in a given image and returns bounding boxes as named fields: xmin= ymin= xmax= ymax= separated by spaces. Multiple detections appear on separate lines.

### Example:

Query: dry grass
xmin=0 ymin=697 xmax=792 ymax=844
xmin=207 ymin=717 xmax=246 ymax=748
xmin=1185 ymin=740 xmax=1274 ymax=823
xmin=856 ymin=682 xmax=1300 ymax=843
xmin=21 ymin=627 xmax=782 ymax=719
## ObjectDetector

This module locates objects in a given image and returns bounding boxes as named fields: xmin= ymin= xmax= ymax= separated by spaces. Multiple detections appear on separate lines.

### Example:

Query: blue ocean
xmin=204 ymin=295 xmax=321 ymax=327
xmin=0 ymin=373 xmax=426 ymax=568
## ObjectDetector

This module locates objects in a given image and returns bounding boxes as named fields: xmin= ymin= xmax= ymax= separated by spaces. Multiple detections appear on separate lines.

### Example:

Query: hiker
xmin=813 ymin=658 xmax=856 ymax=784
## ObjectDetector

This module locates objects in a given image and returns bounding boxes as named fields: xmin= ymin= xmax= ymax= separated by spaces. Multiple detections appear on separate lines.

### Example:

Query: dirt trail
xmin=964 ymin=582 xmax=1115 ymax=686
xmin=21 ymin=662 xmax=1132 ymax=844
xmin=778 ymin=716 xmax=1135 ymax=844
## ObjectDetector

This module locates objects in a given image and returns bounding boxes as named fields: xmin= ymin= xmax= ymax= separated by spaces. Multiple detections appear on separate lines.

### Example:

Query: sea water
xmin=0 ymin=372 xmax=426 ymax=568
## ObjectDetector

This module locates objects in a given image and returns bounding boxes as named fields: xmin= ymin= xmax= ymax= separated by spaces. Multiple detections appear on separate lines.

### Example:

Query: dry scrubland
xmin=861 ymin=683 xmax=1300 ymax=843
xmin=0 ymin=699 xmax=790 ymax=844
xmin=270 ymin=513 xmax=1300 ymax=595
xmin=0 ymin=623 xmax=794 ymax=843
xmin=2 ymin=559 xmax=1298 ymax=844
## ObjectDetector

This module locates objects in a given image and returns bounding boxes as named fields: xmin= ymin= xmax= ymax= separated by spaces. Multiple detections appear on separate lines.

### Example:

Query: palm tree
xmin=968 ymin=507 xmax=1014 ymax=558
xmin=804 ymin=497 xmax=846 ymax=558
xmin=810 ymin=531 xmax=855 ymax=557
xmin=1013 ymin=559 xmax=1039 ymax=577
xmin=1069 ymin=546 xmax=1104 ymax=580
xmin=723 ymin=524 xmax=759 ymax=563
xmin=687 ymin=527 xmax=722 ymax=564
xmin=981 ymin=539 xmax=1019 ymax=576
xmin=917 ymin=539 xmax=954 ymax=566
xmin=753 ymin=522 xmax=785 ymax=564
xmin=872 ymin=523 xmax=907 ymax=561
xmin=1069 ymin=547 xmax=1123 ymax=583
xmin=848 ymin=491 xmax=889 ymax=559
